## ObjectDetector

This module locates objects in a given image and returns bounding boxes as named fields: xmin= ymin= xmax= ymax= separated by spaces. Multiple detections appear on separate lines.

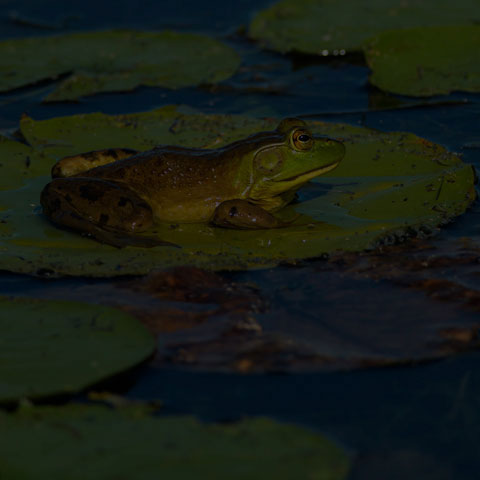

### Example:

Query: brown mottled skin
xmin=40 ymin=118 xmax=345 ymax=247
xmin=78 ymin=145 xmax=252 ymax=222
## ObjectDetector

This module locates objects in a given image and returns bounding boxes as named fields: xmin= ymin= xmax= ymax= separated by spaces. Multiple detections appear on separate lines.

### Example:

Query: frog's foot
xmin=211 ymin=199 xmax=292 ymax=229
xmin=52 ymin=148 xmax=139 ymax=178
xmin=40 ymin=177 xmax=177 ymax=248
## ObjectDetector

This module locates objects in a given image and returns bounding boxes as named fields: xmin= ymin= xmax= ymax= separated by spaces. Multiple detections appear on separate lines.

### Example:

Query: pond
xmin=1 ymin=0 xmax=480 ymax=478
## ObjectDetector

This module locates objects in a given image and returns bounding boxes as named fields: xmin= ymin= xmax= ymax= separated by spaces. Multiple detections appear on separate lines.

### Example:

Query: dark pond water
xmin=1 ymin=1 xmax=480 ymax=478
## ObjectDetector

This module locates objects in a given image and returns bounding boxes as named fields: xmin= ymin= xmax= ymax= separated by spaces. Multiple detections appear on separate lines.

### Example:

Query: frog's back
xmin=80 ymin=146 xmax=244 ymax=222
xmin=79 ymin=128 xmax=281 ymax=190
xmin=81 ymin=146 xmax=208 ymax=184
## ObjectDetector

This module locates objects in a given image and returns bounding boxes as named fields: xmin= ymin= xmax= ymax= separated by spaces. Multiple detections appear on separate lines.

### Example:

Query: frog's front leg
xmin=52 ymin=148 xmax=139 ymax=178
xmin=40 ymin=177 xmax=176 ymax=248
xmin=211 ymin=199 xmax=291 ymax=229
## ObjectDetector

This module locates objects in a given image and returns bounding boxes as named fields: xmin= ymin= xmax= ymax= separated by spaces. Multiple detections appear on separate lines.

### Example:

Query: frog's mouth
xmin=276 ymin=160 xmax=340 ymax=183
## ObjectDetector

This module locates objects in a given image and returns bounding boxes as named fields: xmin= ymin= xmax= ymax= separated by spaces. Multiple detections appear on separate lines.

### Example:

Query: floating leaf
xmin=0 ymin=135 xmax=43 ymax=191
xmin=0 ymin=405 xmax=351 ymax=480
xmin=0 ymin=106 xmax=475 ymax=276
xmin=248 ymin=0 xmax=480 ymax=54
xmin=0 ymin=30 xmax=240 ymax=101
xmin=364 ymin=25 xmax=480 ymax=97
xmin=0 ymin=296 xmax=154 ymax=404
xmin=17 ymin=106 xmax=272 ymax=161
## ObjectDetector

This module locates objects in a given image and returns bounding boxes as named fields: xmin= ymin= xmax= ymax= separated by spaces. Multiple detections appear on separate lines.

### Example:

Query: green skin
xmin=40 ymin=118 xmax=345 ymax=247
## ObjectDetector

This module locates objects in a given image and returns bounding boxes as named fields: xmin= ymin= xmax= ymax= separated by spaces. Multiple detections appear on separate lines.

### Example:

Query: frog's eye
xmin=291 ymin=129 xmax=314 ymax=151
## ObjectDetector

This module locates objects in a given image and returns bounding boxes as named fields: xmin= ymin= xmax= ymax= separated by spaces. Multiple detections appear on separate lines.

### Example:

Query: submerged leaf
xmin=0 ymin=106 xmax=475 ymax=276
xmin=0 ymin=296 xmax=154 ymax=404
xmin=248 ymin=0 xmax=480 ymax=54
xmin=153 ymin=246 xmax=480 ymax=372
xmin=0 ymin=30 xmax=240 ymax=101
xmin=364 ymin=25 xmax=480 ymax=97
xmin=0 ymin=405 xmax=351 ymax=480
xmin=118 ymin=266 xmax=265 ymax=335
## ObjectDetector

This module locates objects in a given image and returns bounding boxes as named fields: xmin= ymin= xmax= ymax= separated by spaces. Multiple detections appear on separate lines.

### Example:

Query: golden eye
xmin=292 ymin=129 xmax=314 ymax=151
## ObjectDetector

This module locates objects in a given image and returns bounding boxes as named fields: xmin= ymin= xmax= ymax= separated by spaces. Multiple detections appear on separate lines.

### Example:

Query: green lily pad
xmin=0 ymin=106 xmax=475 ymax=276
xmin=363 ymin=25 xmax=480 ymax=97
xmin=248 ymin=0 xmax=480 ymax=54
xmin=0 ymin=135 xmax=39 ymax=191
xmin=0 ymin=296 xmax=154 ymax=404
xmin=0 ymin=405 xmax=351 ymax=480
xmin=18 ymin=106 xmax=271 ymax=161
xmin=0 ymin=30 xmax=240 ymax=101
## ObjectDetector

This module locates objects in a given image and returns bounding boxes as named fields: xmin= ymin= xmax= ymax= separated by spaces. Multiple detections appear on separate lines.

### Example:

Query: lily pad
xmin=248 ymin=0 xmax=480 ymax=54
xmin=363 ymin=25 xmax=480 ymax=97
xmin=0 ymin=296 xmax=154 ymax=404
xmin=0 ymin=405 xmax=351 ymax=480
xmin=0 ymin=135 xmax=40 ymax=190
xmin=0 ymin=30 xmax=240 ymax=101
xmin=0 ymin=106 xmax=475 ymax=276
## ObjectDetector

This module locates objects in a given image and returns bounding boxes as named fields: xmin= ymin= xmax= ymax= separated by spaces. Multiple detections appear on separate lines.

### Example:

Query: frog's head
xmin=245 ymin=118 xmax=345 ymax=206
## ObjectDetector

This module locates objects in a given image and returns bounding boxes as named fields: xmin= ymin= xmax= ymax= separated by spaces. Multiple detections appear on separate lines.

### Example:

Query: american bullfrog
xmin=40 ymin=118 xmax=345 ymax=247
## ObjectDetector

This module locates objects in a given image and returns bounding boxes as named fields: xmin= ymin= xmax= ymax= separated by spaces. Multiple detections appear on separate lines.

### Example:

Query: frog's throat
xmin=275 ymin=160 xmax=340 ymax=185
xmin=247 ymin=160 xmax=340 ymax=210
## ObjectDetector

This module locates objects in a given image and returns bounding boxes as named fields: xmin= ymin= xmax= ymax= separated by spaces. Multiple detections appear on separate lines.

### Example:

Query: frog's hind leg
xmin=40 ymin=177 xmax=175 ymax=248
xmin=52 ymin=148 xmax=139 ymax=178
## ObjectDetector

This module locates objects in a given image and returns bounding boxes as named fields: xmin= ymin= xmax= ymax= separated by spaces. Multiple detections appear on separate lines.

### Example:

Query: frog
xmin=40 ymin=118 xmax=345 ymax=247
